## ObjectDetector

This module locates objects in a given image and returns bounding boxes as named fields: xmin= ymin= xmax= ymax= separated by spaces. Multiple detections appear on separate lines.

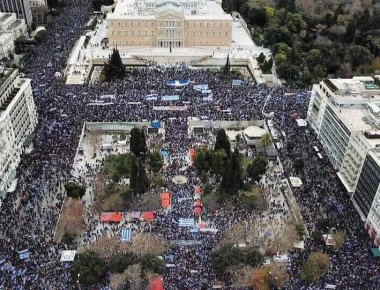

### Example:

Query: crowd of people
xmin=0 ymin=0 xmax=379 ymax=289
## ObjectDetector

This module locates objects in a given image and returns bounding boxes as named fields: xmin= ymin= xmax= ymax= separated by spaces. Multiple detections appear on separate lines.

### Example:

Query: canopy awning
xmin=161 ymin=192 xmax=170 ymax=207
xmin=143 ymin=211 xmax=155 ymax=220
xmin=100 ymin=212 xmax=122 ymax=223
xmin=194 ymin=207 xmax=202 ymax=215
xmin=371 ymin=248 xmax=380 ymax=257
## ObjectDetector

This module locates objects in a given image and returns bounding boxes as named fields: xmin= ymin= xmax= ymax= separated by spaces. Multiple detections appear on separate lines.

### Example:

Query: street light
xmin=77 ymin=274 xmax=81 ymax=290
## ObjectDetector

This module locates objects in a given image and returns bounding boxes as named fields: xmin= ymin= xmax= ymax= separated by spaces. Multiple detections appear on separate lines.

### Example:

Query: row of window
xmin=110 ymin=20 xmax=230 ymax=28
xmin=112 ymin=39 xmax=228 ymax=46
xmin=110 ymin=30 xmax=229 ymax=37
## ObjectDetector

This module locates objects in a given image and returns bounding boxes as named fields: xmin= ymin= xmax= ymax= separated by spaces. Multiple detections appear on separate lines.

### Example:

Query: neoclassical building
xmin=107 ymin=0 xmax=232 ymax=48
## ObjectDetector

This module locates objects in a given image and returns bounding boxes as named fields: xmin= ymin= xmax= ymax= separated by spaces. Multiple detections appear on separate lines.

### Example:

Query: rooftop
xmin=7 ymin=19 xmax=22 ymax=30
xmin=0 ymin=13 xmax=13 ymax=22
xmin=325 ymin=77 xmax=380 ymax=103
xmin=109 ymin=0 xmax=230 ymax=19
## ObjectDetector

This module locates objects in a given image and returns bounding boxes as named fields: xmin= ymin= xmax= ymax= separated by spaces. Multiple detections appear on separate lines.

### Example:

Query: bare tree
xmin=110 ymin=269 xmax=130 ymax=290
xmin=56 ymin=198 xmax=86 ymax=241
xmin=129 ymin=233 xmax=167 ymax=256
xmin=228 ymin=265 xmax=254 ymax=288
xmin=125 ymin=264 xmax=142 ymax=290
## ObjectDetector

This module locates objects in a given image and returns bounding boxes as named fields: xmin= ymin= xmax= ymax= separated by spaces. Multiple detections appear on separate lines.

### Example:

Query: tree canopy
xmin=71 ymin=251 xmax=106 ymax=285
xmin=221 ymin=149 xmax=243 ymax=195
xmin=130 ymin=128 xmax=147 ymax=157
xmin=214 ymin=128 xmax=231 ymax=157
xmin=64 ymin=182 xmax=86 ymax=199
xmin=103 ymin=48 xmax=126 ymax=81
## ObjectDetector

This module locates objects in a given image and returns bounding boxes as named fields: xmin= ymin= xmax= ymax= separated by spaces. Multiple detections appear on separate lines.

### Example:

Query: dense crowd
xmin=0 ymin=0 xmax=379 ymax=289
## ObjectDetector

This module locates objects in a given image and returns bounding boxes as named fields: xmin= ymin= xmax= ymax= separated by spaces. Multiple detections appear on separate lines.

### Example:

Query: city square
xmin=0 ymin=0 xmax=380 ymax=289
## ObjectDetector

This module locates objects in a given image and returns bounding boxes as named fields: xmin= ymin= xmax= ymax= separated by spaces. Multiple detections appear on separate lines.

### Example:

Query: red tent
xmin=194 ymin=207 xmax=202 ymax=215
xmin=161 ymin=192 xmax=170 ymax=207
xmin=100 ymin=212 xmax=122 ymax=223
xmin=143 ymin=211 xmax=155 ymax=220
xmin=149 ymin=277 xmax=164 ymax=290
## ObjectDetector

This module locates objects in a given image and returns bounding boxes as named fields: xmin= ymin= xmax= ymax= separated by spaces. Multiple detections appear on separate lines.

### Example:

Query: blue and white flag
xmin=120 ymin=228 xmax=132 ymax=242
xmin=178 ymin=218 xmax=195 ymax=227
xmin=17 ymin=250 xmax=30 ymax=260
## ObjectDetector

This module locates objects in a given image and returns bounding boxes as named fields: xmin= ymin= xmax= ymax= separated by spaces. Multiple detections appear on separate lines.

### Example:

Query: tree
xmin=130 ymin=156 xmax=138 ymax=196
xmin=130 ymin=128 xmax=147 ymax=157
xmin=139 ymin=254 xmax=165 ymax=278
xmin=346 ymin=44 xmax=372 ymax=69
xmin=252 ymin=268 xmax=270 ymax=290
xmin=248 ymin=156 xmax=268 ymax=182
xmin=245 ymin=249 xmax=264 ymax=267
xmin=223 ymin=54 xmax=231 ymax=75
xmin=71 ymin=251 xmax=106 ymax=285
xmin=214 ymin=129 xmax=231 ymax=157
xmin=61 ymin=231 xmax=75 ymax=245
xmin=104 ymin=48 xmax=126 ymax=81
xmin=64 ymin=182 xmax=86 ymax=199
xmin=211 ymin=244 xmax=245 ymax=276
xmin=293 ymin=158 xmax=305 ymax=172
xmin=221 ymin=149 xmax=242 ymax=195
xmin=136 ymin=159 xmax=149 ymax=195
xmin=260 ymin=133 xmax=272 ymax=150
xmin=332 ymin=230 xmax=346 ymax=249
xmin=257 ymin=52 xmax=266 ymax=64
xmin=109 ymin=253 xmax=137 ymax=273
xmin=14 ymin=36 xmax=26 ymax=54
xmin=148 ymin=151 xmax=163 ymax=173
xmin=301 ymin=252 xmax=330 ymax=282
xmin=295 ymin=223 xmax=306 ymax=240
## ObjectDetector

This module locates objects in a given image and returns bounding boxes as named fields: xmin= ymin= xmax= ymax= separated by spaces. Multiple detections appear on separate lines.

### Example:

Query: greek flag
xmin=178 ymin=218 xmax=195 ymax=227
xmin=120 ymin=228 xmax=132 ymax=242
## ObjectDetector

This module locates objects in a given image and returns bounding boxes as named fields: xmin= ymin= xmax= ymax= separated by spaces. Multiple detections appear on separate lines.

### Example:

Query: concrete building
xmin=29 ymin=0 xmax=49 ymax=25
xmin=107 ymin=0 xmax=232 ymax=48
xmin=0 ymin=0 xmax=33 ymax=27
xmin=0 ymin=11 xmax=28 ymax=39
xmin=307 ymin=76 xmax=380 ymax=244
xmin=0 ymin=68 xmax=37 ymax=200
xmin=0 ymin=31 xmax=13 ymax=58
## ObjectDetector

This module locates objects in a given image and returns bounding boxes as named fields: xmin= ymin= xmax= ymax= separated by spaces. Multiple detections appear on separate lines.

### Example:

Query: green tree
xmin=109 ymin=253 xmax=137 ymax=273
xmin=71 ymin=251 xmax=106 ymax=285
xmin=223 ymin=54 xmax=231 ymax=75
xmin=347 ymin=44 xmax=372 ymax=69
xmin=61 ymin=231 xmax=76 ymax=245
xmin=214 ymin=129 xmax=231 ymax=157
xmin=221 ymin=149 xmax=242 ymax=195
xmin=64 ymin=182 xmax=86 ymax=199
xmin=293 ymin=158 xmax=305 ymax=172
xmin=130 ymin=128 xmax=147 ymax=157
xmin=136 ymin=159 xmax=149 ymax=194
xmin=295 ymin=223 xmax=306 ymax=240
xmin=260 ymin=133 xmax=272 ymax=150
xmin=139 ymin=254 xmax=165 ymax=278
xmin=14 ymin=36 xmax=26 ymax=54
xmin=301 ymin=252 xmax=330 ymax=282
xmin=203 ymin=182 xmax=213 ymax=196
xmin=248 ymin=156 xmax=268 ymax=182
xmin=130 ymin=156 xmax=138 ymax=196
xmin=211 ymin=244 xmax=245 ymax=276
xmin=245 ymin=248 xmax=264 ymax=267
xmin=257 ymin=52 xmax=266 ymax=64
xmin=104 ymin=48 xmax=126 ymax=81
xmin=148 ymin=151 xmax=164 ymax=173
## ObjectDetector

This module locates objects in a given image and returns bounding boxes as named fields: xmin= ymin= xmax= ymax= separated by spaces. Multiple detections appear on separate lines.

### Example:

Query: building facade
xmin=307 ymin=76 xmax=380 ymax=245
xmin=0 ymin=12 xmax=28 ymax=39
xmin=107 ymin=0 xmax=232 ymax=47
xmin=0 ymin=68 xmax=37 ymax=200
xmin=0 ymin=0 xmax=33 ymax=27
xmin=0 ymin=32 xmax=14 ymax=57
xmin=29 ymin=0 xmax=49 ymax=25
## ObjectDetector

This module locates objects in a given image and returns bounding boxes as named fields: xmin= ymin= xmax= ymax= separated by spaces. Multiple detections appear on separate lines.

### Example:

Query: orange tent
xmin=194 ymin=186 xmax=201 ymax=194
xmin=161 ymin=192 xmax=170 ymax=207
xmin=149 ymin=277 xmax=164 ymax=290
xmin=143 ymin=211 xmax=155 ymax=220
xmin=100 ymin=212 xmax=122 ymax=223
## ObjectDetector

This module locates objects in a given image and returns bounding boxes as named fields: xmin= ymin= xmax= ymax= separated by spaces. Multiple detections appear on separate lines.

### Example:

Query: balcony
xmin=0 ymin=88 xmax=20 ymax=111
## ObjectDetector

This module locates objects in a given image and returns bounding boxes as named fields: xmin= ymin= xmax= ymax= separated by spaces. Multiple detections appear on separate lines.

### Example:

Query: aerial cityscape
xmin=0 ymin=0 xmax=379 ymax=289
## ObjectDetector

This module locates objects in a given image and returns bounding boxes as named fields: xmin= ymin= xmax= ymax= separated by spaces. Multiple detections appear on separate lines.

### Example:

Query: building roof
xmin=0 ymin=13 xmax=13 ymax=23
xmin=108 ymin=0 xmax=231 ymax=20
xmin=243 ymin=126 xmax=266 ymax=138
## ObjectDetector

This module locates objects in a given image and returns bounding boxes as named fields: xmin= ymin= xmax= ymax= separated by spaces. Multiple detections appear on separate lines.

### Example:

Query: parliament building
xmin=107 ymin=0 xmax=232 ymax=48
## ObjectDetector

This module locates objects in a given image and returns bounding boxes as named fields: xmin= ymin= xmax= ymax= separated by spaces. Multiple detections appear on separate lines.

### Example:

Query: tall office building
xmin=0 ymin=0 xmax=33 ymax=27
xmin=307 ymin=76 xmax=380 ymax=245
xmin=107 ymin=0 xmax=232 ymax=48
xmin=0 ymin=68 xmax=37 ymax=202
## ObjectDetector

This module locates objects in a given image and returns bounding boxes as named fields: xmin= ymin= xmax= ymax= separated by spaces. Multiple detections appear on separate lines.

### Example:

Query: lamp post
xmin=77 ymin=273 xmax=81 ymax=290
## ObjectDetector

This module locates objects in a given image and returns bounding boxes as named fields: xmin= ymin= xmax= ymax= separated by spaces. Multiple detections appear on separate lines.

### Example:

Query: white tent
xmin=322 ymin=234 xmax=336 ymax=246
xmin=289 ymin=177 xmax=303 ymax=187
xmin=293 ymin=240 xmax=305 ymax=249
xmin=296 ymin=119 xmax=307 ymax=127
xmin=60 ymin=250 xmax=77 ymax=262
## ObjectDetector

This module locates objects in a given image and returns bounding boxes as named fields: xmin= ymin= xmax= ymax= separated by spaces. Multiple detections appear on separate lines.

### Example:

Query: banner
xmin=153 ymin=106 xmax=188 ymax=111
xmin=161 ymin=95 xmax=180 ymax=101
